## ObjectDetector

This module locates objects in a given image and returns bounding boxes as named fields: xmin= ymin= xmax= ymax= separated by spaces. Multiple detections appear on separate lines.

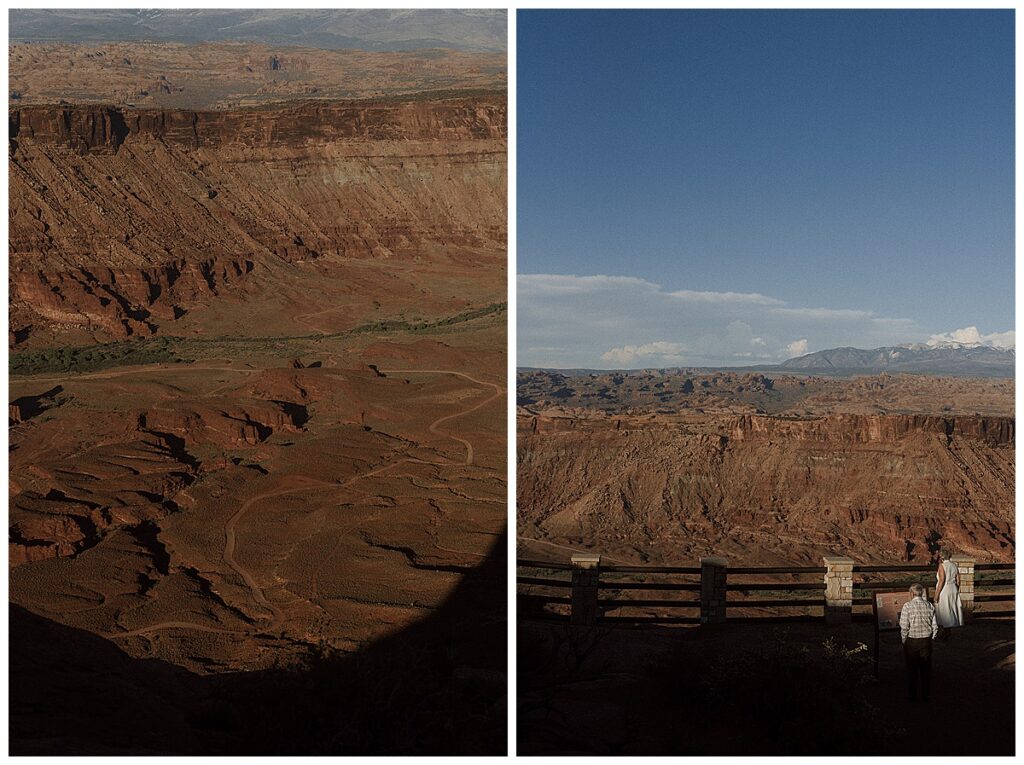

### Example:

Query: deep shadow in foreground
xmin=10 ymin=531 xmax=506 ymax=755
xmin=518 ymin=618 xmax=1014 ymax=756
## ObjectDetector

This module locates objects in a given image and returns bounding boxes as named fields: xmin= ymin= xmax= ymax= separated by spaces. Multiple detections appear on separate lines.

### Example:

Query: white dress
xmin=935 ymin=559 xmax=964 ymax=628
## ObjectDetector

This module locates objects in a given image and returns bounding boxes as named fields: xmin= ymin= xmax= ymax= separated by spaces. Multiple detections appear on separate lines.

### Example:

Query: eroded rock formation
xmin=518 ymin=398 xmax=1015 ymax=566
xmin=10 ymin=96 xmax=506 ymax=345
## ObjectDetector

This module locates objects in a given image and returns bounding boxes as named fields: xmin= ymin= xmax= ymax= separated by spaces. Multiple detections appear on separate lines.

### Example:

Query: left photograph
xmin=8 ymin=9 xmax=507 ymax=756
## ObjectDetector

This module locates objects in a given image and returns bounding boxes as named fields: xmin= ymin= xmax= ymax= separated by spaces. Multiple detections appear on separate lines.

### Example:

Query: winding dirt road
xmin=222 ymin=477 xmax=334 ymax=627
xmin=107 ymin=366 xmax=502 ymax=642
xmin=104 ymin=621 xmax=243 ymax=639
xmin=384 ymin=368 xmax=503 ymax=465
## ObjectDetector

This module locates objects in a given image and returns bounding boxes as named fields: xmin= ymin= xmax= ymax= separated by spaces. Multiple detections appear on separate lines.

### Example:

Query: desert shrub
xmin=10 ymin=336 xmax=186 ymax=375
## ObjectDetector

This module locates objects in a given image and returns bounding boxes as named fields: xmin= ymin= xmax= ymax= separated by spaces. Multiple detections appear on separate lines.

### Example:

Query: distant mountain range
xmin=519 ymin=342 xmax=1015 ymax=378
xmin=9 ymin=9 xmax=506 ymax=52
xmin=779 ymin=342 xmax=1015 ymax=377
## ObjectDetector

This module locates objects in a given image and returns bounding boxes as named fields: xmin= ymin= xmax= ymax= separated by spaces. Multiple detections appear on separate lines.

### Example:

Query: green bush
xmin=10 ymin=337 xmax=186 ymax=376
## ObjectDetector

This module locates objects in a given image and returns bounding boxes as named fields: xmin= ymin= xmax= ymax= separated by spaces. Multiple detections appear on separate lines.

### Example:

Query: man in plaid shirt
xmin=899 ymin=583 xmax=938 ymax=701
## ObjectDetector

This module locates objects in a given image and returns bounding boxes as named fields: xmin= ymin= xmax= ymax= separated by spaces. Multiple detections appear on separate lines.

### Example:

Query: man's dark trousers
xmin=904 ymin=636 xmax=932 ymax=701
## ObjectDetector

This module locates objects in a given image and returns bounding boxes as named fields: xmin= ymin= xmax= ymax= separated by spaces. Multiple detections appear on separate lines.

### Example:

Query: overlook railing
xmin=517 ymin=554 xmax=1014 ymax=627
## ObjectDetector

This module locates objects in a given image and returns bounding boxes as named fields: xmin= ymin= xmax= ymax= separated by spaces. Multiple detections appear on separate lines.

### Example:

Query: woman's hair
xmin=940 ymin=549 xmax=953 ymax=560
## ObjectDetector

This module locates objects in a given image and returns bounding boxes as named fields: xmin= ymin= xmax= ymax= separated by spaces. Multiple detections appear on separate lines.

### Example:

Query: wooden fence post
xmin=824 ymin=556 xmax=855 ymax=624
xmin=700 ymin=556 xmax=728 ymax=625
xmin=570 ymin=554 xmax=601 ymax=626
xmin=951 ymin=555 xmax=975 ymax=619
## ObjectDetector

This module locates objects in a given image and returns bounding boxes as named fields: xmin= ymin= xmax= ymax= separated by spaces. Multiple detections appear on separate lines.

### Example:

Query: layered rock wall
xmin=517 ymin=413 xmax=1015 ymax=565
xmin=10 ymin=98 xmax=506 ymax=153
xmin=9 ymin=96 xmax=507 ymax=344
xmin=730 ymin=414 xmax=1014 ymax=446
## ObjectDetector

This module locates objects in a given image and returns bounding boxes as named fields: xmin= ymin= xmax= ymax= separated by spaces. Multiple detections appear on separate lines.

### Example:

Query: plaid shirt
xmin=899 ymin=595 xmax=938 ymax=642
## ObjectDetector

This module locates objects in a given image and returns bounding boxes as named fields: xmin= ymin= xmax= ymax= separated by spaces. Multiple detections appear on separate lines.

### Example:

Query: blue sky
xmin=518 ymin=10 xmax=1014 ymax=368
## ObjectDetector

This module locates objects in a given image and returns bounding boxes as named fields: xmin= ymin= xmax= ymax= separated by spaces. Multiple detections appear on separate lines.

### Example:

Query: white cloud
xmin=784 ymin=339 xmax=809 ymax=358
xmin=524 ymin=346 xmax=568 ymax=354
xmin=600 ymin=341 xmax=688 ymax=365
xmin=668 ymin=289 xmax=783 ymax=305
xmin=985 ymin=330 xmax=1016 ymax=349
xmin=518 ymin=273 xmax=936 ymax=369
xmin=516 ymin=273 xmax=655 ymax=295
xmin=926 ymin=327 xmax=1015 ymax=349
xmin=771 ymin=306 xmax=875 ymax=320
xmin=600 ymin=346 xmax=640 ymax=365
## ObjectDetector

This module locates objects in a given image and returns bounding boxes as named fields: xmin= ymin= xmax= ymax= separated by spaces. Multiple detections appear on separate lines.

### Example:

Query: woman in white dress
xmin=934 ymin=549 xmax=964 ymax=630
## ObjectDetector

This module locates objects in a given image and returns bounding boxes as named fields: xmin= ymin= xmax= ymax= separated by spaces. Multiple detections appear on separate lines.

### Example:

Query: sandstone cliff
xmin=517 ymin=412 xmax=1015 ymax=565
xmin=10 ymin=98 xmax=506 ymax=153
xmin=730 ymin=413 xmax=1013 ymax=445
xmin=9 ymin=96 xmax=506 ymax=345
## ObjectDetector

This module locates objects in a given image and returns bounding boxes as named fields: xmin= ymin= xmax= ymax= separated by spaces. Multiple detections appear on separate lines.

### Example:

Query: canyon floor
xmin=12 ymin=312 xmax=507 ymax=672
xmin=10 ymin=41 xmax=506 ymax=754
xmin=10 ymin=315 xmax=507 ymax=754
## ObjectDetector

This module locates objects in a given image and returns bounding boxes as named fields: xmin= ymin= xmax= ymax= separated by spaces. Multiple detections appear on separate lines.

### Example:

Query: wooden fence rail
xmin=517 ymin=553 xmax=1014 ymax=627
xmin=602 ymin=565 xmax=701 ymax=574
xmin=600 ymin=581 xmax=701 ymax=591
xmin=517 ymin=576 xmax=572 ymax=588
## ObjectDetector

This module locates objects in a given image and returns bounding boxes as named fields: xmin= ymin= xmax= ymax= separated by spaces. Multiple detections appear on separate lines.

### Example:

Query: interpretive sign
xmin=873 ymin=589 xmax=928 ymax=631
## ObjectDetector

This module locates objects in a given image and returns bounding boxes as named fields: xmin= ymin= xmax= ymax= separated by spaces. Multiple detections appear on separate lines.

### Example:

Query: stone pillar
xmin=700 ymin=556 xmax=728 ymax=625
xmin=951 ymin=555 xmax=975 ymax=618
xmin=570 ymin=554 xmax=601 ymax=626
xmin=824 ymin=556 xmax=855 ymax=624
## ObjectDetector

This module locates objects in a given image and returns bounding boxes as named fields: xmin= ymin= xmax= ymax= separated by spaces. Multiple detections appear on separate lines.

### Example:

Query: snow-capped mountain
xmin=780 ymin=343 xmax=1014 ymax=377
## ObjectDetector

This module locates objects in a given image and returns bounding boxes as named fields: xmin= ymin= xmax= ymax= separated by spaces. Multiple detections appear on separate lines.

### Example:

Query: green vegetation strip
xmin=10 ymin=336 xmax=184 ymax=376
xmin=10 ymin=302 xmax=506 ymax=376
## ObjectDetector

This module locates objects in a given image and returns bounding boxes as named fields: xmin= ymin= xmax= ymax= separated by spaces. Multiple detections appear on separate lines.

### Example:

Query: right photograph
xmin=516 ymin=9 xmax=1014 ymax=757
